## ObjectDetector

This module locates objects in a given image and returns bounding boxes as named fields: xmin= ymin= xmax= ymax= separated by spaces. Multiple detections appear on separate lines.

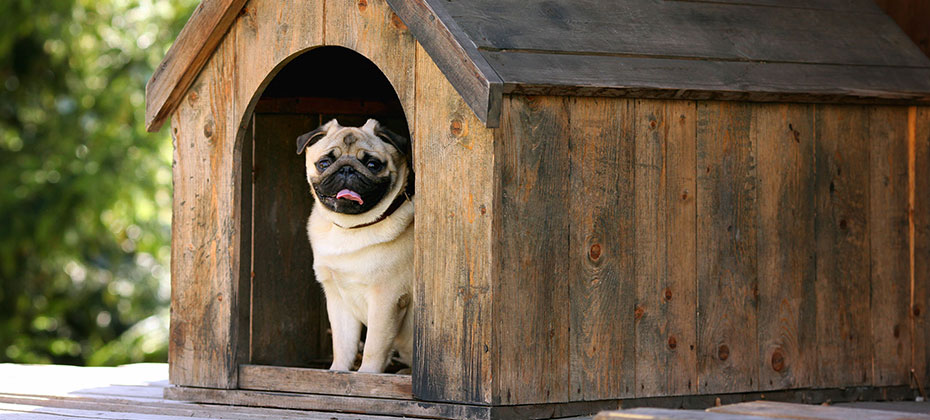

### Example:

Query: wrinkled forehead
xmin=307 ymin=126 xmax=393 ymax=157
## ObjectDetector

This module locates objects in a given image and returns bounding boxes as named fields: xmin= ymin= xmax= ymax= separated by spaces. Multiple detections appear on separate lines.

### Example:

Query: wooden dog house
xmin=145 ymin=0 xmax=930 ymax=418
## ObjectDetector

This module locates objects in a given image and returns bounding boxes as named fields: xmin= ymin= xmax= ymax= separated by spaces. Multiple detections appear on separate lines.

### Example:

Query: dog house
xmin=145 ymin=0 xmax=930 ymax=418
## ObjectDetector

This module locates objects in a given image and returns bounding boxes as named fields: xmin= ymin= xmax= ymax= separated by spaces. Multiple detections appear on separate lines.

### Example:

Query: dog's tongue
xmin=336 ymin=189 xmax=364 ymax=205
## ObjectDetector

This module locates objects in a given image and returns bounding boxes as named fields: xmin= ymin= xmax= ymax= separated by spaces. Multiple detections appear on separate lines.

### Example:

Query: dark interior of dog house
xmin=242 ymin=46 xmax=410 ymax=372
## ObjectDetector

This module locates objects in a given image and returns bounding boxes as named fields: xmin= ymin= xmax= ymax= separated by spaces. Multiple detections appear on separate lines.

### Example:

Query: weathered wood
xmin=249 ymin=113 xmax=329 ymax=367
xmin=596 ymin=407 xmax=771 ymax=420
xmin=709 ymin=401 xmax=930 ymax=420
xmin=145 ymin=0 xmax=248 ymax=132
xmin=753 ymin=104 xmax=817 ymax=390
xmin=874 ymin=0 xmax=930 ymax=59
xmin=325 ymin=0 xmax=417 ymax=130
xmin=385 ymin=0 xmax=502 ymax=127
xmin=868 ymin=106 xmax=911 ymax=386
xmin=444 ymin=0 xmax=926 ymax=67
xmin=169 ymin=35 xmax=244 ymax=389
xmin=694 ymin=0 xmax=880 ymax=11
xmin=813 ymin=105 xmax=872 ymax=388
xmin=914 ymin=106 xmax=930 ymax=387
xmin=412 ymin=43 xmax=495 ymax=404
xmin=568 ymin=97 xmax=635 ymax=400
xmin=238 ymin=365 xmax=412 ymax=399
xmin=633 ymin=99 xmax=698 ymax=397
xmin=166 ymin=386 xmax=491 ymax=420
xmin=486 ymin=52 xmax=930 ymax=106
xmin=493 ymin=95 xmax=571 ymax=405
xmin=695 ymin=101 xmax=758 ymax=393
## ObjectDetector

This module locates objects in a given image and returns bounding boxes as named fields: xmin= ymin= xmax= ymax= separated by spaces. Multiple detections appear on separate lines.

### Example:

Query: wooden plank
xmin=238 ymin=365 xmax=412 ymax=399
xmin=169 ymin=34 xmax=245 ymax=389
xmin=493 ymin=95 xmax=571 ymax=404
xmin=597 ymin=407 xmax=771 ymax=420
xmin=412 ymin=43 xmax=495 ymax=404
xmin=324 ymin=0 xmax=417 ymax=130
xmin=753 ymin=104 xmax=817 ymax=390
xmin=568 ymin=97 xmax=636 ymax=400
xmin=386 ymin=0 xmax=503 ymax=127
xmin=633 ymin=99 xmax=698 ymax=397
xmin=868 ymin=106 xmax=912 ymax=387
xmin=145 ymin=0 xmax=248 ymax=132
xmin=813 ymin=105 xmax=872 ymax=388
xmin=678 ymin=0 xmax=881 ymax=11
xmin=442 ymin=0 xmax=928 ymax=67
xmin=165 ymin=386 xmax=491 ymax=420
xmin=695 ymin=101 xmax=758 ymax=394
xmin=914 ymin=106 xmax=930 ymax=387
xmin=874 ymin=0 xmax=930 ymax=59
xmin=709 ymin=401 xmax=930 ymax=420
xmin=249 ymin=113 xmax=330 ymax=367
xmin=485 ymin=51 xmax=930 ymax=105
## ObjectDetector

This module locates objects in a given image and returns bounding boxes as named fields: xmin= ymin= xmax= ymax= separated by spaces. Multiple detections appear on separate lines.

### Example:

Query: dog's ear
xmin=367 ymin=119 xmax=411 ymax=161
xmin=296 ymin=119 xmax=339 ymax=154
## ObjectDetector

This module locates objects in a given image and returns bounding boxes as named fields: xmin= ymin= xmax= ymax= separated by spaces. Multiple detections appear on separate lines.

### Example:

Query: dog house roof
xmin=146 ymin=0 xmax=930 ymax=130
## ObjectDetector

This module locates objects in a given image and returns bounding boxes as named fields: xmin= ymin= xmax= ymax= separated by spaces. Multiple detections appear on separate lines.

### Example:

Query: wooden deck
xmin=1 ymin=363 xmax=928 ymax=419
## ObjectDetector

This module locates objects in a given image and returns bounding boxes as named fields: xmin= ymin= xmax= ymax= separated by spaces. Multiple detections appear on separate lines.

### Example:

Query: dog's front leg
xmin=321 ymin=283 xmax=362 ymax=371
xmin=357 ymin=290 xmax=409 ymax=373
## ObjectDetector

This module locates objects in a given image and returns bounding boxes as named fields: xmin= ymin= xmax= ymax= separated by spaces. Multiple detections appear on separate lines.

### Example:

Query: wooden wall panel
xmin=695 ymin=102 xmax=759 ymax=394
xmin=753 ymin=104 xmax=817 ymax=390
xmin=873 ymin=0 xmax=930 ymax=59
xmin=494 ymin=95 xmax=571 ymax=404
xmin=868 ymin=107 xmax=911 ymax=386
xmin=633 ymin=99 xmax=698 ymax=397
xmin=568 ymin=97 xmax=636 ymax=400
xmin=814 ymin=105 xmax=872 ymax=387
xmin=249 ymin=113 xmax=330 ymax=367
xmin=914 ymin=106 xmax=930 ymax=386
xmin=169 ymin=34 xmax=244 ymax=388
xmin=413 ymin=44 xmax=495 ymax=404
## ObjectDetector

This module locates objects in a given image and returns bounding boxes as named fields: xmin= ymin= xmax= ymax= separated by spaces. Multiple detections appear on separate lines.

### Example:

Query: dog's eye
xmin=316 ymin=159 xmax=331 ymax=172
xmin=366 ymin=159 xmax=383 ymax=172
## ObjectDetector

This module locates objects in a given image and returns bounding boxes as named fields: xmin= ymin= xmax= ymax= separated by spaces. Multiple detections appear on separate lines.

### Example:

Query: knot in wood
xmin=634 ymin=305 xmax=645 ymax=321
xmin=479 ymin=204 xmax=487 ymax=215
xmin=839 ymin=219 xmax=848 ymax=230
xmin=664 ymin=287 xmax=672 ymax=302
xmin=357 ymin=0 xmax=367 ymax=12
xmin=588 ymin=243 xmax=601 ymax=261
xmin=914 ymin=305 xmax=922 ymax=317
xmin=718 ymin=344 xmax=730 ymax=361
xmin=771 ymin=350 xmax=785 ymax=372
xmin=391 ymin=13 xmax=408 ymax=31
xmin=667 ymin=335 xmax=677 ymax=350
xmin=649 ymin=119 xmax=658 ymax=129
xmin=450 ymin=119 xmax=464 ymax=137
xmin=203 ymin=120 xmax=214 ymax=139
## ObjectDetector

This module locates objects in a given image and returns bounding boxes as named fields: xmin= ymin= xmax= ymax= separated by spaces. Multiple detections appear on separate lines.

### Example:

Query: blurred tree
xmin=0 ymin=0 xmax=197 ymax=365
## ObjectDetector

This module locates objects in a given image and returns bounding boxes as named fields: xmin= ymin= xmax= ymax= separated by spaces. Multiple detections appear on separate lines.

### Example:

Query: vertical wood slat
xmin=633 ymin=99 xmax=698 ymax=397
xmin=868 ymin=107 xmax=911 ymax=386
xmin=494 ymin=95 xmax=571 ymax=404
xmin=413 ymin=43 xmax=495 ymax=404
xmin=249 ymin=113 xmax=330 ymax=367
xmin=753 ymin=104 xmax=817 ymax=390
xmin=695 ymin=101 xmax=759 ymax=394
xmin=568 ymin=97 xmax=636 ymax=400
xmin=914 ymin=106 xmax=930 ymax=386
xmin=814 ymin=105 xmax=872 ymax=387
xmin=169 ymin=34 xmax=243 ymax=388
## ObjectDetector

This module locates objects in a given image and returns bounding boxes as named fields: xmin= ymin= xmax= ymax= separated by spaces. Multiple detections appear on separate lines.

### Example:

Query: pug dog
xmin=296 ymin=118 xmax=414 ymax=373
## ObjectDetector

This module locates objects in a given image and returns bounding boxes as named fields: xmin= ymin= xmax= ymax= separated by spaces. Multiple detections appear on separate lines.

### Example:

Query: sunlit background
xmin=0 ymin=0 xmax=197 ymax=365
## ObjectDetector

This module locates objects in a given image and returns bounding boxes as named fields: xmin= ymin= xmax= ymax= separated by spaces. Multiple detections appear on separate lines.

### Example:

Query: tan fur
xmin=303 ymin=119 xmax=413 ymax=373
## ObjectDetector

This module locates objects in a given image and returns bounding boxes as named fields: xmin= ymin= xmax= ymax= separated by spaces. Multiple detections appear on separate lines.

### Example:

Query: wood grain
xmin=249 ymin=113 xmax=330 ymax=367
xmin=913 ymin=106 xmax=930 ymax=387
xmin=868 ymin=106 xmax=911 ymax=386
xmin=813 ymin=105 xmax=872 ymax=388
xmin=145 ymin=0 xmax=248 ymax=132
xmin=633 ymin=99 xmax=698 ymax=397
xmin=385 ymin=0 xmax=503 ymax=127
xmin=412 ymin=43 xmax=495 ymax=404
xmin=874 ymin=0 xmax=930 ymax=59
xmin=493 ymin=95 xmax=571 ymax=404
xmin=168 ymin=35 xmax=244 ymax=389
xmin=695 ymin=101 xmax=759 ymax=394
xmin=710 ymin=400 xmax=930 ymax=420
xmin=444 ymin=0 xmax=926 ymax=67
xmin=753 ymin=104 xmax=817 ymax=390
xmin=486 ymin=51 xmax=930 ymax=106
xmin=238 ymin=365 xmax=412 ymax=399
xmin=568 ymin=97 xmax=635 ymax=400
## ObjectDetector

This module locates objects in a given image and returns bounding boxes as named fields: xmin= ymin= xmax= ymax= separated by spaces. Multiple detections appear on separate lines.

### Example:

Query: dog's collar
xmin=335 ymin=192 xmax=410 ymax=230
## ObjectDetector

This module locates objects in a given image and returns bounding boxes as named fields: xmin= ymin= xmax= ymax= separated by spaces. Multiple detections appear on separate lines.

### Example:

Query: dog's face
xmin=297 ymin=119 xmax=411 ymax=215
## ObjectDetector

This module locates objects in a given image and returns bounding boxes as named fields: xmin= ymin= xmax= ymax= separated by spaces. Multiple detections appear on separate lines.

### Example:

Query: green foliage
xmin=0 ymin=0 xmax=196 ymax=365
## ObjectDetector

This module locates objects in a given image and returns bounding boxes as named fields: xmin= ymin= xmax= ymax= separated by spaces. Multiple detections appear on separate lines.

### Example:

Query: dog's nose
xmin=338 ymin=165 xmax=355 ymax=176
